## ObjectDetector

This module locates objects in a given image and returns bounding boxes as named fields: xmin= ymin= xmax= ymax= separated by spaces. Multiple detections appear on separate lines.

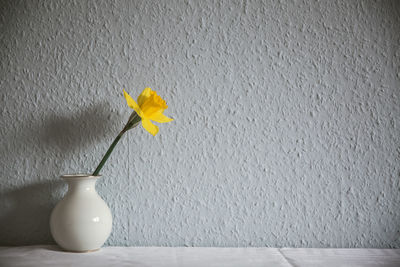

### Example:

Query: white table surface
xmin=1 ymin=245 xmax=400 ymax=267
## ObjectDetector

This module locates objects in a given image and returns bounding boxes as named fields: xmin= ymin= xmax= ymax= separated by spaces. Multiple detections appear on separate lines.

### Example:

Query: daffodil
xmin=92 ymin=88 xmax=173 ymax=176
xmin=123 ymin=88 xmax=173 ymax=136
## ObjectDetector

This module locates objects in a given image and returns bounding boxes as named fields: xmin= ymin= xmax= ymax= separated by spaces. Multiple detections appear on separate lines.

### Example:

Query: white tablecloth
xmin=1 ymin=245 xmax=400 ymax=267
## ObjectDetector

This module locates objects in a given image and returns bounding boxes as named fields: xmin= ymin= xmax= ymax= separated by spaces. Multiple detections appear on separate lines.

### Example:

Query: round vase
xmin=50 ymin=174 xmax=112 ymax=252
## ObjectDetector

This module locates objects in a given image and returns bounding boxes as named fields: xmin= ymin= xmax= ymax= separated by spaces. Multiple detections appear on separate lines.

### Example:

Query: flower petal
xmin=137 ymin=87 xmax=152 ymax=107
xmin=150 ymin=112 xmax=174 ymax=123
xmin=124 ymin=90 xmax=142 ymax=116
xmin=142 ymin=119 xmax=159 ymax=136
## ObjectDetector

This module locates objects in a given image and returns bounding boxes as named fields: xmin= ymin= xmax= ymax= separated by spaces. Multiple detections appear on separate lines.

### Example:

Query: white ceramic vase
xmin=50 ymin=174 xmax=112 ymax=252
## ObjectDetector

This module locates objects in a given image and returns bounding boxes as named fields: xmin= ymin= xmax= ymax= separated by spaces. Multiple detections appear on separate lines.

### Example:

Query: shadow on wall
xmin=39 ymin=102 xmax=117 ymax=153
xmin=1 ymin=101 xmax=118 ymax=173
xmin=0 ymin=180 xmax=65 ymax=245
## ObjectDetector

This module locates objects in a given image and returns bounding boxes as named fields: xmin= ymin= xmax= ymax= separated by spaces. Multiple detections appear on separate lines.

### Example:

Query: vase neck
xmin=61 ymin=174 xmax=100 ymax=193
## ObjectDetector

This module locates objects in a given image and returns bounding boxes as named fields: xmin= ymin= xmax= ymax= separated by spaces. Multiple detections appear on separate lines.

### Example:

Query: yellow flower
xmin=123 ymin=88 xmax=173 ymax=136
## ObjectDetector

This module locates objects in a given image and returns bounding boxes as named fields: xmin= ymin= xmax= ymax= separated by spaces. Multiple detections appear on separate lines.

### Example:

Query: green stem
xmin=92 ymin=112 xmax=141 ymax=176
xmin=92 ymin=131 xmax=124 ymax=176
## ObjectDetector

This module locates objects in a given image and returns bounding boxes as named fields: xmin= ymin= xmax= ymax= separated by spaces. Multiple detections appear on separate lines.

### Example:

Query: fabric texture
xmin=1 ymin=245 xmax=400 ymax=267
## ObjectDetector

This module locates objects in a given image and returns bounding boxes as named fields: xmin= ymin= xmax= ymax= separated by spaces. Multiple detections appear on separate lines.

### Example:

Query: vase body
xmin=50 ymin=174 xmax=112 ymax=252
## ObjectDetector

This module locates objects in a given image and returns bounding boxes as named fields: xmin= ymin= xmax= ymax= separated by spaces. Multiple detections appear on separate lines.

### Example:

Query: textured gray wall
xmin=1 ymin=0 xmax=399 ymax=248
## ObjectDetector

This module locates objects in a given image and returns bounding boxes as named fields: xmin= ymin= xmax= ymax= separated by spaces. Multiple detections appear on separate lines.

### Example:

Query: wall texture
xmin=1 ymin=0 xmax=399 ymax=248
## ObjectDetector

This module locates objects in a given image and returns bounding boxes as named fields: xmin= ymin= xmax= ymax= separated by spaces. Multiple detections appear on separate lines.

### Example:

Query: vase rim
xmin=61 ymin=174 xmax=101 ymax=179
